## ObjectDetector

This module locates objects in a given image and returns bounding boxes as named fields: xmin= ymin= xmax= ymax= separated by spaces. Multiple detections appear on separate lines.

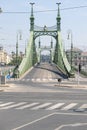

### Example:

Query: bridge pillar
xmin=51 ymin=37 xmax=54 ymax=62
xmin=38 ymin=37 xmax=41 ymax=63
xmin=15 ymin=3 xmax=74 ymax=78
xmin=30 ymin=3 xmax=35 ymax=31
xmin=56 ymin=2 xmax=61 ymax=31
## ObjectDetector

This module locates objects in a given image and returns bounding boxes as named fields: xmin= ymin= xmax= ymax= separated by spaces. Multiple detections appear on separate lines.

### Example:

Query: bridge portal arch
xmin=40 ymin=50 xmax=51 ymax=63
xmin=17 ymin=3 xmax=74 ymax=78
xmin=36 ymin=36 xmax=54 ymax=63
xmin=38 ymin=46 xmax=54 ymax=63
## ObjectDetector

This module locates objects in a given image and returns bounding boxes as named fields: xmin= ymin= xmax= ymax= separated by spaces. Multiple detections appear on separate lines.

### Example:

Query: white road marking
xmin=0 ymin=101 xmax=87 ymax=112
xmin=61 ymin=103 xmax=77 ymax=110
xmin=31 ymin=79 xmax=35 ymax=81
xmin=16 ymin=102 xmax=39 ymax=110
xmin=49 ymin=78 xmax=53 ymax=81
xmin=11 ymin=112 xmax=87 ymax=130
xmin=12 ymin=112 xmax=56 ymax=130
xmin=55 ymin=123 xmax=87 ymax=130
xmin=0 ymin=102 xmax=14 ymax=107
xmin=0 ymin=102 xmax=27 ymax=109
xmin=31 ymin=103 xmax=52 ymax=110
xmin=46 ymin=103 xmax=65 ymax=110
xmin=79 ymin=104 xmax=87 ymax=109
xmin=26 ymin=79 xmax=30 ymax=81
xmin=36 ymin=78 xmax=41 ymax=81
xmin=42 ymin=78 xmax=47 ymax=81
xmin=21 ymin=78 xmax=58 ymax=82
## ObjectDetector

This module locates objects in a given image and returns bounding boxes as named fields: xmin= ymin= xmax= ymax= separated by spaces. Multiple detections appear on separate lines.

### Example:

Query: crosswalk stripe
xmin=32 ymin=79 xmax=35 ymax=81
xmin=0 ymin=102 xmax=27 ymax=109
xmin=26 ymin=79 xmax=30 ymax=81
xmin=0 ymin=101 xmax=85 ymax=111
xmin=16 ymin=103 xmax=39 ymax=110
xmin=46 ymin=103 xmax=65 ymax=110
xmin=49 ymin=79 xmax=53 ymax=81
xmin=0 ymin=102 xmax=14 ymax=107
xmin=79 ymin=104 xmax=87 ymax=109
xmin=21 ymin=78 xmax=58 ymax=82
xmin=31 ymin=103 xmax=52 ymax=110
xmin=43 ymin=78 xmax=47 ymax=81
xmin=61 ymin=103 xmax=77 ymax=110
xmin=36 ymin=78 xmax=41 ymax=81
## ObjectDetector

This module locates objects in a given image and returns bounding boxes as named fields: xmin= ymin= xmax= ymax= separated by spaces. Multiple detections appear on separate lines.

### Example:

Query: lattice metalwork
xmin=34 ymin=31 xmax=57 ymax=39
xmin=34 ymin=25 xmax=57 ymax=31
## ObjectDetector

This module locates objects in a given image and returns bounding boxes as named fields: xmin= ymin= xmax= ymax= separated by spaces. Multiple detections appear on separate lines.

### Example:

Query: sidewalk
xmin=55 ymin=77 xmax=87 ymax=89
xmin=0 ymin=84 xmax=10 ymax=92
xmin=0 ymin=74 xmax=87 ymax=92
xmin=0 ymin=81 xmax=87 ymax=93
xmin=55 ymin=83 xmax=87 ymax=89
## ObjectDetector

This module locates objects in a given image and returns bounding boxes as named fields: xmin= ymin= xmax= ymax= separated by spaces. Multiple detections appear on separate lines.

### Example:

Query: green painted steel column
xmin=67 ymin=30 xmax=73 ymax=69
xmin=0 ymin=7 xmax=2 ymax=13
xmin=56 ymin=2 xmax=61 ymax=31
xmin=30 ymin=3 xmax=35 ymax=31
xmin=51 ymin=37 xmax=53 ymax=62
xmin=16 ymin=34 xmax=18 ymax=65
xmin=38 ymin=37 xmax=41 ymax=63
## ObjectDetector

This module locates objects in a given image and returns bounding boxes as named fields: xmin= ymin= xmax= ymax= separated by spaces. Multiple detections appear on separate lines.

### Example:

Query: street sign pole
xmin=77 ymin=61 xmax=80 ymax=85
xmin=78 ymin=66 xmax=79 ymax=85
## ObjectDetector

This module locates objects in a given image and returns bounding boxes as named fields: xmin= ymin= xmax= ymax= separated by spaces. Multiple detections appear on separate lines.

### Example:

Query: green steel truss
xmin=14 ymin=3 xmax=74 ymax=78
xmin=18 ymin=31 xmax=37 ymax=76
xmin=38 ymin=45 xmax=54 ymax=63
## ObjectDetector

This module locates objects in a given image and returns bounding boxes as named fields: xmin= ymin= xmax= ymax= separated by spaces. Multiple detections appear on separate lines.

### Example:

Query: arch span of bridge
xmin=15 ymin=3 xmax=74 ymax=78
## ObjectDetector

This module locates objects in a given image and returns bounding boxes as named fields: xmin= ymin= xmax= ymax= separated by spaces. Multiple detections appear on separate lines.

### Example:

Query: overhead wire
xmin=1 ymin=5 xmax=87 ymax=14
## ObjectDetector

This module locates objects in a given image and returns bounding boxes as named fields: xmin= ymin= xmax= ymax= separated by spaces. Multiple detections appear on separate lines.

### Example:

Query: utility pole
xmin=16 ymin=31 xmax=22 ymax=66
xmin=56 ymin=2 xmax=61 ymax=31
xmin=30 ymin=3 xmax=35 ymax=31
xmin=67 ymin=30 xmax=73 ymax=69
xmin=0 ymin=7 xmax=2 ymax=13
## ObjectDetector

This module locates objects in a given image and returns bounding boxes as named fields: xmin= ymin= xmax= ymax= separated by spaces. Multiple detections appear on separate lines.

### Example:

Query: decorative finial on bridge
xmin=56 ymin=2 xmax=61 ymax=31
xmin=30 ymin=3 xmax=35 ymax=31
xmin=30 ymin=3 xmax=35 ymax=16
xmin=56 ymin=2 xmax=61 ymax=17
xmin=0 ymin=7 xmax=2 ymax=13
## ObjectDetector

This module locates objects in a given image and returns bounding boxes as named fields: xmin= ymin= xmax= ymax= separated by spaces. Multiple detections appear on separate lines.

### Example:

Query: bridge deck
xmin=23 ymin=62 xmax=68 ymax=81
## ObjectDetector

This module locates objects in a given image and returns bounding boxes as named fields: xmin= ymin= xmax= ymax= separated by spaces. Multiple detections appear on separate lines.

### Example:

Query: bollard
xmin=57 ymin=78 xmax=62 ymax=86
xmin=1 ymin=76 xmax=6 ymax=84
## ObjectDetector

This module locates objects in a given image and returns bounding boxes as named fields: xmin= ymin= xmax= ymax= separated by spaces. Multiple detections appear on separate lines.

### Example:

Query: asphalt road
xmin=0 ymin=62 xmax=87 ymax=130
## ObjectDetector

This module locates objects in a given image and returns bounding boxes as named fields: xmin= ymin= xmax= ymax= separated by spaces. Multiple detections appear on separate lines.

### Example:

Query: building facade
xmin=66 ymin=47 xmax=87 ymax=67
xmin=0 ymin=46 xmax=11 ymax=65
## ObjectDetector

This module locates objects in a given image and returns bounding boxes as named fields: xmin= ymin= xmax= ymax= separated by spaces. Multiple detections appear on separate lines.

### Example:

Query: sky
xmin=0 ymin=0 xmax=87 ymax=55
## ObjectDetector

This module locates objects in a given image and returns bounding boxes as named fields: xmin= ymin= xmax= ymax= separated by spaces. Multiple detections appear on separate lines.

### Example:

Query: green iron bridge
xmin=14 ymin=3 xmax=74 ymax=78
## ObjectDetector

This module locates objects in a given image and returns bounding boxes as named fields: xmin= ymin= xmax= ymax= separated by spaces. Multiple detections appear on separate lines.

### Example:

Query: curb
xmin=0 ymin=84 xmax=10 ymax=92
xmin=0 ymin=84 xmax=10 ymax=87
xmin=55 ymin=84 xmax=87 ymax=88
xmin=0 ymin=89 xmax=4 ymax=92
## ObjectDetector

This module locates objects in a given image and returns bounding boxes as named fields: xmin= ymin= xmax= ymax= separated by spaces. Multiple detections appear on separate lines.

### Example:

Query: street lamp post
xmin=0 ymin=7 xmax=2 ymax=13
xmin=67 ymin=30 xmax=73 ymax=69
xmin=16 ymin=31 xmax=22 ymax=66
xmin=0 ymin=7 xmax=4 ymax=77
